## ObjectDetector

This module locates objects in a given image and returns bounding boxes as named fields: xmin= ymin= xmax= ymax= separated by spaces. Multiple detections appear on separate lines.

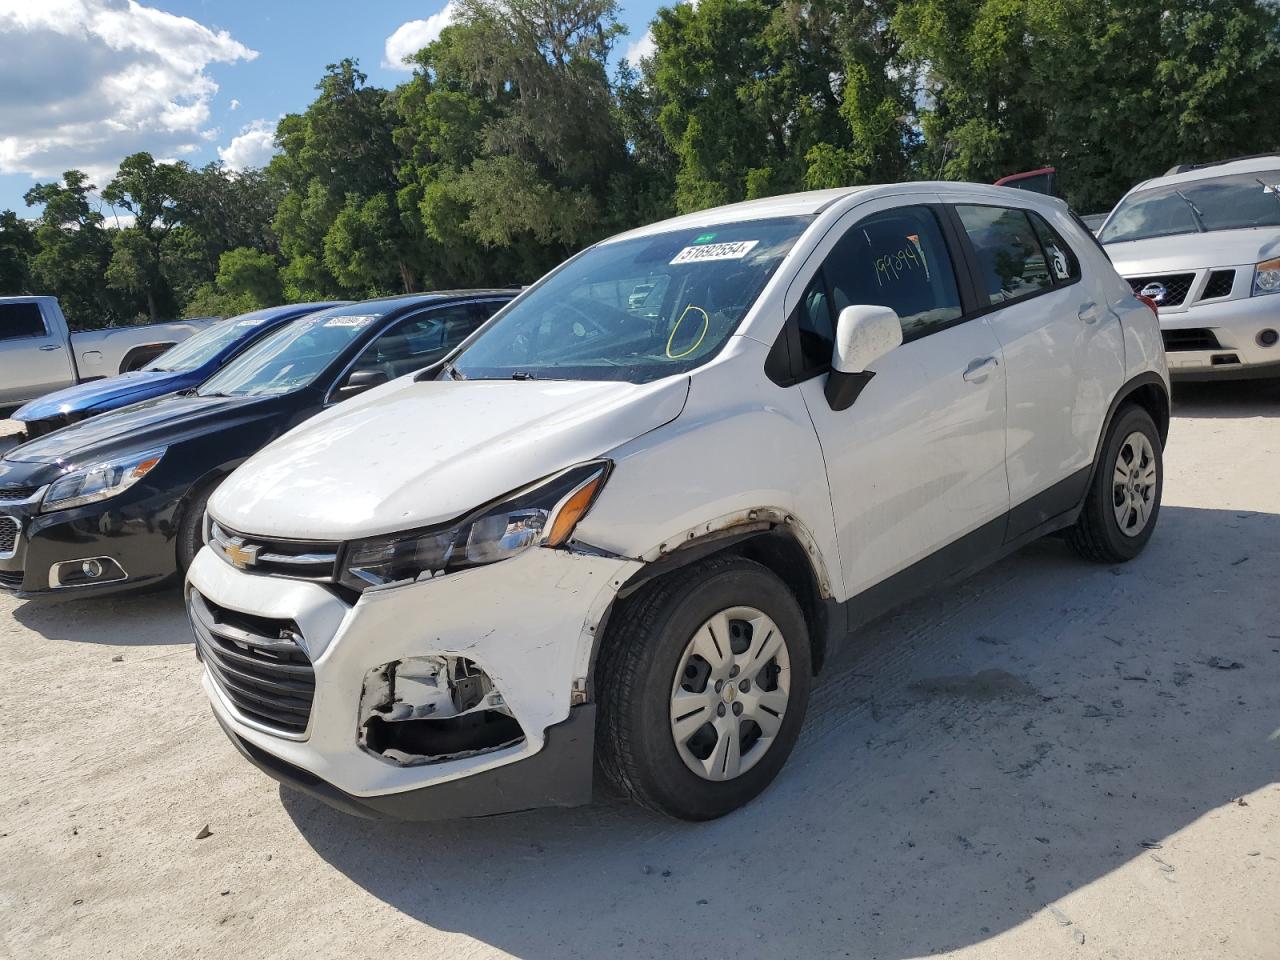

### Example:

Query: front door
xmin=0 ymin=301 xmax=73 ymax=405
xmin=793 ymin=200 xmax=1010 ymax=598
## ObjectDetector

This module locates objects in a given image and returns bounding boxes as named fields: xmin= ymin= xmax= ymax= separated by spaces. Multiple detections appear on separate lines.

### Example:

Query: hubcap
xmin=1112 ymin=431 xmax=1157 ymax=537
xmin=669 ymin=606 xmax=791 ymax=781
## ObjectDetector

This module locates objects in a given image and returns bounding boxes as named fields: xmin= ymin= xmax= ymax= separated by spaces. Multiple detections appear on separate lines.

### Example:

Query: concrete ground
xmin=1 ymin=382 xmax=1277 ymax=960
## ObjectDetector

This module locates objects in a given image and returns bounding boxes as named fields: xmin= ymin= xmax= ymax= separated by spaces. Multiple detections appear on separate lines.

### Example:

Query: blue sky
xmin=0 ymin=0 xmax=664 ymax=216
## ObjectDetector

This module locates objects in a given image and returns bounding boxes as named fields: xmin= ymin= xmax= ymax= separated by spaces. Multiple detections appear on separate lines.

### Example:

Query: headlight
xmin=41 ymin=448 xmax=166 ymax=512
xmin=1254 ymin=258 xmax=1280 ymax=296
xmin=339 ymin=461 xmax=610 ymax=591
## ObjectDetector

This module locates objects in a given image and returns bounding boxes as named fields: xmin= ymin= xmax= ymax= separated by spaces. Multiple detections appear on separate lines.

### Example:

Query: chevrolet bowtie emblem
xmin=223 ymin=540 xmax=260 ymax=569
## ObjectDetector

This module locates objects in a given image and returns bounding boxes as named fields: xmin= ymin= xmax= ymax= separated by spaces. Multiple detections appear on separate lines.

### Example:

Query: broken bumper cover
xmin=186 ymin=542 xmax=640 ymax=819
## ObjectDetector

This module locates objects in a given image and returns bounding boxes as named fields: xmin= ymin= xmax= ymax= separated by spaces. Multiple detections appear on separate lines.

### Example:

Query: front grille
xmin=0 ymin=517 xmax=17 ymax=554
xmin=190 ymin=590 xmax=315 ymax=735
xmin=209 ymin=522 xmax=340 ymax=582
xmin=1162 ymin=328 xmax=1222 ymax=352
xmin=0 ymin=486 xmax=37 ymax=503
xmin=1127 ymin=273 xmax=1195 ymax=307
xmin=1200 ymin=270 xmax=1235 ymax=300
xmin=0 ymin=569 xmax=22 ymax=589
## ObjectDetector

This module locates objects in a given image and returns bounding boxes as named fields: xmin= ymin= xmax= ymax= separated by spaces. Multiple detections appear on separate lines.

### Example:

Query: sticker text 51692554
xmin=670 ymin=240 xmax=759 ymax=265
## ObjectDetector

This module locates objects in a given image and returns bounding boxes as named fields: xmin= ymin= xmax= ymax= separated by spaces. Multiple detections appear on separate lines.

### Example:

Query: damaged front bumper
xmin=186 ymin=542 xmax=640 ymax=820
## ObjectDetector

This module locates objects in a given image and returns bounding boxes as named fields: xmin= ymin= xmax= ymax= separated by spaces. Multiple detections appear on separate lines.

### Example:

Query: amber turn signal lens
xmin=545 ymin=472 xmax=606 ymax=547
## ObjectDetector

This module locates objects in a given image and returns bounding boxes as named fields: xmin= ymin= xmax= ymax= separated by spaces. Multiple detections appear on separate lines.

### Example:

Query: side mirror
xmin=335 ymin=367 xmax=389 ymax=400
xmin=826 ymin=304 xmax=902 ymax=410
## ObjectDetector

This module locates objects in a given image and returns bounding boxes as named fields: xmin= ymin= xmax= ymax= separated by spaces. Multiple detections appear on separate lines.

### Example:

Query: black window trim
xmin=946 ymin=202 xmax=1084 ymax=322
xmin=767 ymin=202 xmax=980 ymax=386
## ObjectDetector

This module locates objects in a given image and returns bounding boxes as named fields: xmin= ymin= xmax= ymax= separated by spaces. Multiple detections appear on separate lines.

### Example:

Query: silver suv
xmin=1100 ymin=155 xmax=1280 ymax=379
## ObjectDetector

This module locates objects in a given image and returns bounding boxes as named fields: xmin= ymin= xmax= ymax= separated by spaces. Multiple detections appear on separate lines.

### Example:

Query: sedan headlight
xmin=1254 ymin=257 xmax=1280 ymax=296
xmin=42 ymin=448 xmax=166 ymax=512
xmin=339 ymin=461 xmax=610 ymax=591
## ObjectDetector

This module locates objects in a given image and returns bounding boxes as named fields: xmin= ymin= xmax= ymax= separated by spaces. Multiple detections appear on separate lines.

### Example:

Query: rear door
xmin=792 ymin=198 xmax=1010 ymax=598
xmin=948 ymin=201 xmax=1126 ymax=538
xmin=0 ymin=301 xmax=75 ymax=405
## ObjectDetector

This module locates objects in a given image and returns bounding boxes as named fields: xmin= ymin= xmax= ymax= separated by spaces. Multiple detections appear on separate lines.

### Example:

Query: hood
xmin=5 ymin=391 xmax=283 ymax=469
xmin=1106 ymin=228 xmax=1280 ymax=275
xmin=209 ymin=375 xmax=691 ymax=539
xmin=13 ymin=369 xmax=195 ymax=423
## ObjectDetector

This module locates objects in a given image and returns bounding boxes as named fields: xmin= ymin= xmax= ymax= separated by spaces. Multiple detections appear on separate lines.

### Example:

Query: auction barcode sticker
xmin=670 ymin=240 xmax=759 ymax=265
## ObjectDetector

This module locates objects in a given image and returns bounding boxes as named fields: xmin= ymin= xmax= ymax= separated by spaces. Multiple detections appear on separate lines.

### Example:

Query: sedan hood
xmin=210 ymin=376 xmax=691 ymax=539
xmin=14 ymin=369 xmax=192 ymax=422
xmin=1106 ymin=228 xmax=1280 ymax=274
xmin=5 ymin=392 xmax=281 ymax=469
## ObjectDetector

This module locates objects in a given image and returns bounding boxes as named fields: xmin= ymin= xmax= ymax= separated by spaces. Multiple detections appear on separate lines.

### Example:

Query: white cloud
xmin=218 ymin=119 xmax=278 ymax=172
xmin=623 ymin=29 xmax=655 ymax=65
xmin=0 ymin=0 xmax=256 ymax=182
xmin=384 ymin=3 xmax=457 ymax=70
xmin=230 ymin=98 xmax=240 ymax=111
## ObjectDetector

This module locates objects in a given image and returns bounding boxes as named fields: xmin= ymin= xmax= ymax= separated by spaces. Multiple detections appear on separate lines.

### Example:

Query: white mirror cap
xmin=832 ymin=304 xmax=903 ymax=374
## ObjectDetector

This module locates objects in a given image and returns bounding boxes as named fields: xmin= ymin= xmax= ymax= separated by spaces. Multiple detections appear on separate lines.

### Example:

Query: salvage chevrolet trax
xmin=0 ymin=292 xmax=513 ymax=597
xmin=190 ymin=183 xmax=1170 ymax=822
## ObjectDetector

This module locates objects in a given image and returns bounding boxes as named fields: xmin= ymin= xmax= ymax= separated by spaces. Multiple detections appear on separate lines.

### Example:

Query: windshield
xmin=1100 ymin=170 xmax=1280 ymax=244
xmin=146 ymin=308 xmax=289 ymax=372
xmin=197 ymin=308 xmax=378 ymax=398
xmin=450 ymin=216 xmax=812 ymax=383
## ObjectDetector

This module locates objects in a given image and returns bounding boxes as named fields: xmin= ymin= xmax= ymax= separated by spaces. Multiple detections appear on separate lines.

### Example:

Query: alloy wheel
xmin=1112 ymin=430 xmax=1158 ymax=537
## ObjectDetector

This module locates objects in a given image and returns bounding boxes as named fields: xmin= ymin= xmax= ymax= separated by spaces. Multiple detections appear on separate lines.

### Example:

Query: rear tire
xmin=176 ymin=478 xmax=220 ymax=574
xmin=596 ymin=555 xmax=811 ymax=820
xmin=1067 ymin=404 xmax=1163 ymax=563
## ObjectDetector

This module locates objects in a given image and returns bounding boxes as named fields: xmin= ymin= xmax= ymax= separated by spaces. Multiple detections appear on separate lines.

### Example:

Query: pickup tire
xmin=1067 ymin=404 xmax=1163 ymax=563
xmin=596 ymin=555 xmax=811 ymax=820
xmin=176 ymin=478 xmax=221 ymax=573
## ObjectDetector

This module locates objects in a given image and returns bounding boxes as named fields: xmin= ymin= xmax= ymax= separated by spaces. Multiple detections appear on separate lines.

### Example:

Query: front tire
xmin=596 ymin=556 xmax=812 ymax=820
xmin=1067 ymin=404 xmax=1163 ymax=563
xmin=176 ymin=478 xmax=220 ymax=574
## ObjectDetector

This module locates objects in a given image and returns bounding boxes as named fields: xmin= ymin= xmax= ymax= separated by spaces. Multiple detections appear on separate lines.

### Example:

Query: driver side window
xmin=350 ymin=305 xmax=478 ymax=381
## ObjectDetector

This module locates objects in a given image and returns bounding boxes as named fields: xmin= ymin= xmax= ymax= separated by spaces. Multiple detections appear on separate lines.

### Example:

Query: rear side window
xmin=0 ymin=302 xmax=47 ymax=341
xmin=823 ymin=206 xmax=964 ymax=342
xmin=956 ymin=205 xmax=1054 ymax=305
xmin=1028 ymin=212 xmax=1080 ymax=284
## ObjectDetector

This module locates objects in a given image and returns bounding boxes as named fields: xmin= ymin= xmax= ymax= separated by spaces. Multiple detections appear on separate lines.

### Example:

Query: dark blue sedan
xmin=11 ymin=302 xmax=344 ymax=440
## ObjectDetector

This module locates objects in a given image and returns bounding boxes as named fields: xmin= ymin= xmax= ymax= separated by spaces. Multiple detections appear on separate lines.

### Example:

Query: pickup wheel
xmin=1067 ymin=404 xmax=1163 ymax=563
xmin=176 ymin=478 xmax=220 ymax=574
xmin=596 ymin=556 xmax=811 ymax=820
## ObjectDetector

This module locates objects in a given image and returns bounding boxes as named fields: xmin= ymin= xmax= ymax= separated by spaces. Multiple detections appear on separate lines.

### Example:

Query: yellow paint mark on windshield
xmin=666 ymin=304 xmax=710 ymax=359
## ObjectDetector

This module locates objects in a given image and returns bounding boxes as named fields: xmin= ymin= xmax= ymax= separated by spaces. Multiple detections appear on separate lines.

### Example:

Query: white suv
xmin=188 ymin=183 xmax=1170 ymax=822
xmin=1100 ymin=154 xmax=1280 ymax=379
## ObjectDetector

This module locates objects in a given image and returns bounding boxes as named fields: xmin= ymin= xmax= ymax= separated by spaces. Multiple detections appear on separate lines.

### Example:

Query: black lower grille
xmin=0 ymin=517 xmax=17 ymax=554
xmin=190 ymin=591 xmax=315 ymax=734
xmin=1201 ymin=270 xmax=1235 ymax=300
xmin=1128 ymin=273 xmax=1195 ymax=307
xmin=1163 ymin=328 xmax=1221 ymax=352
xmin=0 ymin=569 xmax=22 ymax=588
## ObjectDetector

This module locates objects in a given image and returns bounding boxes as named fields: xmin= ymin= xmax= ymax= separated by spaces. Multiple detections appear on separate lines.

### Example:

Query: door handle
xmin=39 ymin=344 xmax=62 ymax=351
xmin=1078 ymin=301 xmax=1101 ymax=324
xmin=962 ymin=356 xmax=999 ymax=383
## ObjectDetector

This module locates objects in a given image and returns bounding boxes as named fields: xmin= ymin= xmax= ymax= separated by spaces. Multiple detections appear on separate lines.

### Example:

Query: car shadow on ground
xmin=11 ymin=588 xmax=187 ymax=645
xmin=281 ymin=503 xmax=1279 ymax=960
xmin=1172 ymin=377 xmax=1280 ymax=418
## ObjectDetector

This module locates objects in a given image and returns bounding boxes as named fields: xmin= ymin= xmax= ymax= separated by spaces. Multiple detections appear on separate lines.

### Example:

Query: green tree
xmin=185 ymin=247 xmax=285 ymax=317
xmin=102 ymin=152 xmax=188 ymax=321
xmin=0 ymin=210 xmax=36 ymax=295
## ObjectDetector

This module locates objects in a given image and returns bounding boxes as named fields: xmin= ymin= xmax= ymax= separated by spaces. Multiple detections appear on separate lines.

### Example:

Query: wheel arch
xmin=589 ymin=519 xmax=837 ymax=690
xmin=118 ymin=342 xmax=175 ymax=374
xmin=1079 ymin=371 xmax=1170 ymax=510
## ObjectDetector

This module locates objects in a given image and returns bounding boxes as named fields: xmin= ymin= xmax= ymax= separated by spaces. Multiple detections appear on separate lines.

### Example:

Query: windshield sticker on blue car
xmin=323 ymin=315 xmax=376 ymax=328
xmin=670 ymin=240 xmax=759 ymax=265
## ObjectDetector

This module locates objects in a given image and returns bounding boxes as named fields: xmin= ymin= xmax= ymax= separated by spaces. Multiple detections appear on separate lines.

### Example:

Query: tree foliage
xmin=2 ymin=0 xmax=1278 ymax=328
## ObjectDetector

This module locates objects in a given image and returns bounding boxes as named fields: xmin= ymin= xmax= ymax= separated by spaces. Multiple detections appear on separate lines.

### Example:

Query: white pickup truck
xmin=0 ymin=296 xmax=215 ymax=410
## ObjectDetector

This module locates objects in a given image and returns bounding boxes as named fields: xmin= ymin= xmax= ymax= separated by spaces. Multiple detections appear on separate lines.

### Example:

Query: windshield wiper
xmin=1174 ymin=189 xmax=1207 ymax=232
xmin=442 ymin=361 xmax=465 ymax=381
xmin=1257 ymin=178 xmax=1280 ymax=211
xmin=510 ymin=371 xmax=537 ymax=380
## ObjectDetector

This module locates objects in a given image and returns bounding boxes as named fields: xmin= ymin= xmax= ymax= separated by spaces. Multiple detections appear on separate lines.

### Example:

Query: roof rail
xmin=1163 ymin=152 xmax=1280 ymax=176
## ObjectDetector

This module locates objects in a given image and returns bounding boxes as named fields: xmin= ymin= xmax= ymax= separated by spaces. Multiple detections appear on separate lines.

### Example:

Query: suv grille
xmin=0 ymin=517 xmax=17 ymax=554
xmin=209 ymin=522 xmax=340 ymax=582
xmin=1200 ymin=270 xmax=1235 ymax=300
xmin=190 ymin=590 xmax=315 ymax=734
xmin=1127 ymin=273 xmax=1195 ymax=307
xmin=1162 ymin=328 xmax=1221 ymax=352
xmin=0 ymin=486 xmax=38 ymax=503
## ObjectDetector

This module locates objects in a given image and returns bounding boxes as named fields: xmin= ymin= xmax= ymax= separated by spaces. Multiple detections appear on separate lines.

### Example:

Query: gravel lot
xmin=1 ymin=383 xmax=1277 ymax=960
